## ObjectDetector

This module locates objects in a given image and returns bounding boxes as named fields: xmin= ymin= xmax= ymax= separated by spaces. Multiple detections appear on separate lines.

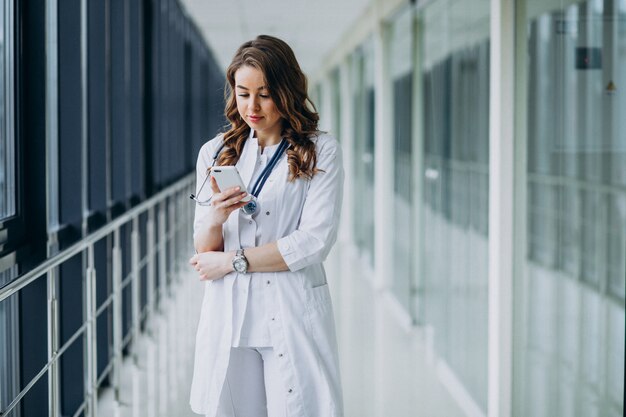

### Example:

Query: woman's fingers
xmin=209 ymin=176 xmax=221 ymax=194
xmin=211 ymin=185 xmax=243 ymax=205
xmin=219 ymin=192 xmax=248 ymax=209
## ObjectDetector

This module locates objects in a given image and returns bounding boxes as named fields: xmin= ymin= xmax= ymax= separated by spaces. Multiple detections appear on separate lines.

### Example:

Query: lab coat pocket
xmin=305 ymin=283 xmax=332 ymax=311
xmin=304 ymin=284 xmax=340 ymax=378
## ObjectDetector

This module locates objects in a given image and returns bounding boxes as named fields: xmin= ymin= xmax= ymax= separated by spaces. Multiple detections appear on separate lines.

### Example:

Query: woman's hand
xmin=189 ymin=251 xmax=234 ymax=281
xmin=206 ymin=176 xmax=249 ymax=227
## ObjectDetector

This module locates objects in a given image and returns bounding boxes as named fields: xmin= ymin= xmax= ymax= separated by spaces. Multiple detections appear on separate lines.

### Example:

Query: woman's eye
xmin=237 ymin=94 xmax=249 ymax=97
xmin=260 ymin=95 xmax=270 ymax=99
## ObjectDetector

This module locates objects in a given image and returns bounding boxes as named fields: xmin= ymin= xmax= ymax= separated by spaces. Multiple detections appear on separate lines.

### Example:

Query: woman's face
xmin=234 ymin=65 xmax=282 ymax=142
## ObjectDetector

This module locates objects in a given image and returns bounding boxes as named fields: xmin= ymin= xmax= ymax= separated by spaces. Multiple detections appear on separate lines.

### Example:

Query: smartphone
xmin=210 ymin=166 xmax=253 ymax=202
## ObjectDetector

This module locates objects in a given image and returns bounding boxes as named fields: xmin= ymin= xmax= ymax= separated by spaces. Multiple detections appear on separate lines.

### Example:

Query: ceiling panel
xmin=180 ymin=0 xmax=371 ymax=77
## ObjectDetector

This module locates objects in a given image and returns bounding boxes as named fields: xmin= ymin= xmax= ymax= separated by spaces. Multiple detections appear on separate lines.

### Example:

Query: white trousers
xmin=215 ymin=347 xmax=288 ymax=417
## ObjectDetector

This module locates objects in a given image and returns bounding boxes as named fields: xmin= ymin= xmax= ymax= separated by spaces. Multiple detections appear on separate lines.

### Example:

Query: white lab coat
xmin=189 ymin=130 xmax=344 ymax=417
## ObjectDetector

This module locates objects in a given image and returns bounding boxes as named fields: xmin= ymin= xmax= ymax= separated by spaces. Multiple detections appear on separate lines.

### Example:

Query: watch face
xmin=234 ymin=257 xmax=247 ymax=272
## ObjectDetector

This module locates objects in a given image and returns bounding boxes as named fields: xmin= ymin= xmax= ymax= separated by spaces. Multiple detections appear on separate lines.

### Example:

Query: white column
xmin=411 ymin=8 xmax=425 ymax=322
xmin=373 ymin=12 xmax=393 ymax=292
xmin=339 ymin=56 xmax=355 ymax=246
xmin=512 ymin=0 xmax=529 ymax=413
xmin=372 ymin=4 xmax=394 ymax=417
xmin=488 ymin=0 xmax=515 ymax=416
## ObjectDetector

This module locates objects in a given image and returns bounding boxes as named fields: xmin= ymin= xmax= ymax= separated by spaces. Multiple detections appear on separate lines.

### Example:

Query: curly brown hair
xmin=217 ymin=35 xmax=321 ymax=180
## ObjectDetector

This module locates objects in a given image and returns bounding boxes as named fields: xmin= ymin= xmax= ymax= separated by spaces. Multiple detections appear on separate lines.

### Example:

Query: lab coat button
xmin=288 ymin=389 xmax=293 ymax=393
xmin=248 ymin=220 xmax=253 ymax=225
xmin=278 ymin=353 xmax=284 ymax=357
xmin=266 ymin=211 xmax=270 ymax=215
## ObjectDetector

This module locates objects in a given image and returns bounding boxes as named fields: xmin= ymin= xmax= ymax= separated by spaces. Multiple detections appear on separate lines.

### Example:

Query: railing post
xmin=47 ymin=267 xmax=60 ymax=417
xmin=145 ymin=206 xmax=159 ymax=416
xmin=130 ymin=217 xmax=140 ymax=417
xmin=168 ymin=197 xmax=176 ymax=285
xmin=147 ymin=208 xmax=156 ymax=320
xmin=84 ymin=244 xmax=98 ymax=417
xmin=112 ymin=229 xmax=123 ymax=406
xmin=158 ymin=202 xmax=167 ymax=303
xmin=131 ymin=217 xmax=140 ymax=346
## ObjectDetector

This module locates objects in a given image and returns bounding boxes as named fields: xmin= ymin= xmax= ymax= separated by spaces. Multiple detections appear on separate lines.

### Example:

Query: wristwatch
xmin=232 ymin=249 xmax=249 ymax=274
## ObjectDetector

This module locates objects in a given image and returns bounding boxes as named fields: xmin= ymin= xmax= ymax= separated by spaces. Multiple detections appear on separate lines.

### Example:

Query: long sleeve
xmin=193 ymin=137 xmax=222 ymax=241
xmin=276 ymin=137 xmax=344 ymax=271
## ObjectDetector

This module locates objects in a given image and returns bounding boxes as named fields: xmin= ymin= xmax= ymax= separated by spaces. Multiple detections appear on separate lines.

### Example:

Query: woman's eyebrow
xmin=235 ymin=85 xmax=267 ymax=91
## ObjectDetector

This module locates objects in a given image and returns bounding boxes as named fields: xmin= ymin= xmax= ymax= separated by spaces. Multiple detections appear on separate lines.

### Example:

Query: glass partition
xmin=351 ymin=39 xmax=376 ymax=267
xmin=390 ymin=7 xmax=414 ymax=310
xmin=419 ymin=0 xmax=490 ymax=410
xmin=517 ymin=0 xmax=625 ymax=415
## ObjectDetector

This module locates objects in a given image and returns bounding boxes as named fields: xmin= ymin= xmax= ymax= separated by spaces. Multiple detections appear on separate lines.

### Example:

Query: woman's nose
xmin=249 ymin=97 xmax=261 ymax=111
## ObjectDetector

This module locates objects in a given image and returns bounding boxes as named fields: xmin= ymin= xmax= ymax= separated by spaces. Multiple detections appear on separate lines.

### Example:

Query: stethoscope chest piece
xmin=241 ymin=198 xmax=258 ymax=215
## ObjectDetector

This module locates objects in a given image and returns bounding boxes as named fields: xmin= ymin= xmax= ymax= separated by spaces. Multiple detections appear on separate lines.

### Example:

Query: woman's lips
xmin=248 ymin=115 xmax=263 ymax=122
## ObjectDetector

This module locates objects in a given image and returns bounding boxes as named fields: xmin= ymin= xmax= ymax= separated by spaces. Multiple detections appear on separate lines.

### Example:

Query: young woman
xmin=188 ymin=35 xmax=344 ymax=417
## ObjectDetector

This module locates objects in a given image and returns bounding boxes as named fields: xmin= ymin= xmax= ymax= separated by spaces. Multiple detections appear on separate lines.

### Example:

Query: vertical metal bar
xmin=47 ymin=267 xmax=60 ymax=417
xmin=147 ymin=208 xmax=156 ymax=317
xmin=45 ymin=0 xmax=61 ymax=408
xmin=46 ymin=0 xmax=59 ymax=232
xmin=131 ymin=214 xmax=141 ymax=417
xmin=111 ymin=229 xmax=123 ymax=404
xmin=84 ymin=245 xmax=98 ymax=417
xmin=124 ymin=0 xmax=132 ymax=204
xmin=104 ymin=0 xmax=112 ymax=223
xmin=80 ymin=0 xmax=89 ymax=237
xmin=131 ymin=217 xmax=140 ymax=346
xmin=158 ymin=311 xmax=168 ymax=414
xmin=168 ymin=197 xmax=176 ymax=285
xmin=158 ymin=202 xmax=167 ymax=302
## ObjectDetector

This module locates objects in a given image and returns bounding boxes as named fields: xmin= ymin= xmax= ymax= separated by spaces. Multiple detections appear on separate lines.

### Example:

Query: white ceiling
xmin=179 ymin=0 xmax=372 ymax=78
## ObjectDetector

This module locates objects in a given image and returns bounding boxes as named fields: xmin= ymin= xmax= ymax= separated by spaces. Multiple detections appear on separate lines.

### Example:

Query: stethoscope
xmin=189 ymin=138 xmax=289 ymax=216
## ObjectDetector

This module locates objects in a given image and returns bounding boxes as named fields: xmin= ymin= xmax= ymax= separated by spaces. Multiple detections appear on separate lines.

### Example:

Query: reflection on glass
xmin=352 ymin=39 xmax=376 ymax=267
xmin=419 ymin=0 xmax=490 ymax=411
xmin=521 ymin=0 xmax=625 ymax=415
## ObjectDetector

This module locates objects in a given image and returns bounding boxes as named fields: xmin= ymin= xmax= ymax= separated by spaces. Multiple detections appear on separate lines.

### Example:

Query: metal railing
xmin=0 ymin=174 xmax=196 ymax=417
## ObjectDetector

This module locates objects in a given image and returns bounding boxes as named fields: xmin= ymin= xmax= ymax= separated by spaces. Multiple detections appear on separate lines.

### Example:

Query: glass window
xmin=390 ymin=7 xmax=414 ymax=311
xmin=0 ymin=266 xmax=19 ymax=412
xmin=519 ymin=0 xmax=625 ymax=415
xmin=352 ymin=39 xmax=376 ymax=267
xmin=1 ymin=0 xmax=16 ymax=220
xmin=0 ymin=3 xmax=18 ymax=411
xmin=419 ymin=0 xmax=490 ymax=411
